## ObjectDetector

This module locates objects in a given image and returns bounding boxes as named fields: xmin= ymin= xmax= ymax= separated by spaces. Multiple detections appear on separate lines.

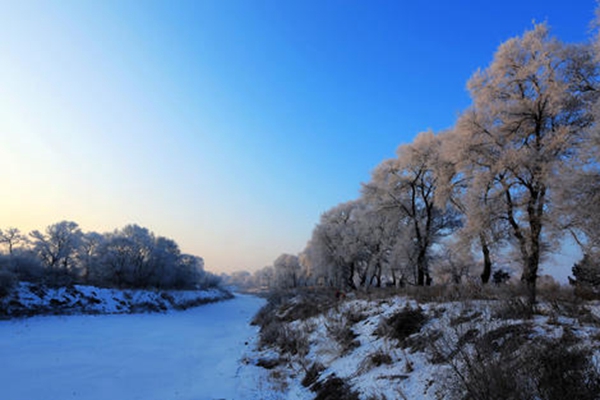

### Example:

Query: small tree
xmin=570 ymin=253 xmax=600 ymax=288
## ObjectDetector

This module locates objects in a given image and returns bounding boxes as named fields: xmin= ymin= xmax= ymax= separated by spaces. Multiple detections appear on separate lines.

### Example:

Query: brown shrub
xmin=375 ymin=306 xmax=428 ymax=344
xmin=311 ymin=375 xmax=360 ymax=400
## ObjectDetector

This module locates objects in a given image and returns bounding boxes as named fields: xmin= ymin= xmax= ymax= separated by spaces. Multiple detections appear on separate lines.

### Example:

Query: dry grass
xmin=325 ymin=313 xmax=360 ymax=355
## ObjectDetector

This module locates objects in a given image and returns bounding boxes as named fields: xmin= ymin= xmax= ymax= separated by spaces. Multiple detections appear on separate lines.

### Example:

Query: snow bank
xmin=0 ymin=282 xmax=233 ymax=317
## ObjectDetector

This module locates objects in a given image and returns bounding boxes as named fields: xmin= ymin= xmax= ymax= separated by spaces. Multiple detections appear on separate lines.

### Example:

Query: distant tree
xmin=78 ymin=232 xmax=105 ymax=283
xmin=226 ymin=270 xmax=254 ymax=289
xmin=303 ymin=200 xmax=371 ymax=289
xmin=273 ymin=253 xmax=301 ymax=288
xmin=0 ymin=227 xmax=27 ymax=256
xmin=456 ymin=24 xmax=598 ymax=305
xmin=94 ymin=235 xmax=133 ymax=287
xmin=30 ymin=221 xmax=83 ymax=285
xmin=149 ymin=236 xmax=182 ymax=288
xmin=174 ymin=254 xmax=205 ymax=289
xmin=253 ymin=266 xmax=275 ymax=289
xmin=434 ymin=242 xmax=476 ymax=284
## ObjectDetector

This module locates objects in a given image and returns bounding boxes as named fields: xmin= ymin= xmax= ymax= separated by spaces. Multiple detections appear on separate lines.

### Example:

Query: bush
xmin=435 ymin=323 xmax=600 ymax=400
xmin=0 ymin=269 xmax=17 ymax=297
xmin=369 ymin=350 xmax=393 ymax=367
xmin=257 ymin=318 xmax=309 ymax=357
xmin=311 ymin=375 xmax=360 ymax=400
xmin=278 ymin=290 xmax=338 ymax=322
xmin=375 ymin=306 xmax=428 ymax=344
xmin=5 ymin=253 xmax=44 ymax=283
xmin=42 ymin=267 xmax=77 ymax=288
xmin=325 ymin=314 xmax=360 ymax=355
xmin=302 ymin=362 xmax=325 ymax=387
xmin=492 ymin=269 xmax=511 ymax=285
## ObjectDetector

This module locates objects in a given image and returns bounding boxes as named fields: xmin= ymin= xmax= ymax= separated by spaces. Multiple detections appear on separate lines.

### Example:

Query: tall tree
xmin=457 ymin=24 xmax=598 ymax=305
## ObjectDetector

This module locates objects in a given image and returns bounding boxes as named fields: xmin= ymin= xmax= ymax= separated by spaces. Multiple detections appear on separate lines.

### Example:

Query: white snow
xmin=0 ymin=293 xmax=266 ymax=400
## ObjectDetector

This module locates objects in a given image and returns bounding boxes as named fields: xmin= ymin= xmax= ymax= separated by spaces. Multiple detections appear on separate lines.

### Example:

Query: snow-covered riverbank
xmin=0 ymin=293 xmax=266 ymax=400
xmin=0 ymin=282 xmax=232 ymax=317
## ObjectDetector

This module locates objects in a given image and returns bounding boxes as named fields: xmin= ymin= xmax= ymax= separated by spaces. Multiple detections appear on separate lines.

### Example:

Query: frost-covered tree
xmin=273 ymin=253 xmax=301 ymax=288
xmin=175 ymin=254 xmax=206 ymax=289
xmin=148 ymin=236 xmax=181 ymax=288
xmin=304 ymin=200 xmax=362 ymax=289
xmin=302 ymin=199 xmax=395 ymax=289
xmin=435 ymin=129 xmax=509 ymax=284
xmin=78 ymin=232 xmax=105 ymax=283
xmin=456 ymin=24 xmax=598 ymax=304
xmin=363 ymin=131 xmax=461 ymax=286
xmin=0 ymin=228 xmax=27 ymax=256
xmin=30 ymin=221 xmax=83 ymax=271
xmin=558 ymin=12 xmax=600 ymax=253
xmin=253 ymin=266 xmax=275 ymax=289
xmin=29 ymin=221 xmax=83 ymax=286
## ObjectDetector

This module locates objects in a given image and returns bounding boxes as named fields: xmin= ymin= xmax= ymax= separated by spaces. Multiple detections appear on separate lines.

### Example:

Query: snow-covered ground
xmin=0 ymin=293 xmax=267 ymax=400
xmin=249 ymin=291 xmax=600 ymax=399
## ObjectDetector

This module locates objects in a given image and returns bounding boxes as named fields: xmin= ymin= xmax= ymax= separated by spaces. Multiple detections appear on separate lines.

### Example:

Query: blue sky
xmin=0 ymin=0 xmax=595 ymax=274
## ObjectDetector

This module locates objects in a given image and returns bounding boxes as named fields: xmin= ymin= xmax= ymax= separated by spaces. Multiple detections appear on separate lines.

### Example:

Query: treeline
xmin=251 ymin=22 xmax=600 ymax=305
xmin=0 ymin=221 xmax=221 ymax=292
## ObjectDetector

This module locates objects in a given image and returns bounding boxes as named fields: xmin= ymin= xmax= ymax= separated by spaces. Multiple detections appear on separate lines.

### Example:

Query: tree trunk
xmin=480 ymin=234 xmax=492 ymax=284
xmin=416 ymin=249 xmax=428 ymax=286
xmin=520 ymin=186 xmax=545 ymax=309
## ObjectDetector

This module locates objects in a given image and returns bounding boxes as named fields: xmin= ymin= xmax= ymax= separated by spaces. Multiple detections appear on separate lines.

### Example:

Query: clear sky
xmin=0 ymin=0 xmax=595 ymax=274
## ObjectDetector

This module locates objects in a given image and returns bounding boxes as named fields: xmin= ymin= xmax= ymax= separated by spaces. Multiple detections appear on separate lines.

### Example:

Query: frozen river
xmin=0 ymin=293 xmax=266 ymax=400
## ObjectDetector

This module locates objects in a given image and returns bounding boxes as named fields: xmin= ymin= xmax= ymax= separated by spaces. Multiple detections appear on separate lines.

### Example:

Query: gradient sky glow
xmin=0 ymin=1 xmax=595 ymax=274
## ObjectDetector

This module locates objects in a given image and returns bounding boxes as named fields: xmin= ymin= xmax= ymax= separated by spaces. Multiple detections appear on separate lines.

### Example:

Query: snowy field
xmin=0 ymin=294 xmax=266 ymax=400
